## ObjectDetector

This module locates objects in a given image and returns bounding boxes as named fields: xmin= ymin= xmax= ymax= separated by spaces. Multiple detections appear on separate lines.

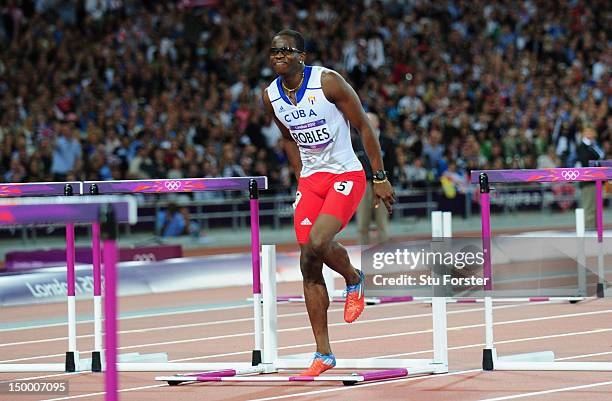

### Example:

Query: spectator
xmin=354 ymin=112 xmax=389 ymax=245
xmin=50 ymin=122 xmax=82 ymax=181
xmin=0 ymin=0 xmax=607 ymax=197
xmin=577 ymin=126 xmax=605 ymax=229
xmin=156 ymin=203 xmax=186 ymax=238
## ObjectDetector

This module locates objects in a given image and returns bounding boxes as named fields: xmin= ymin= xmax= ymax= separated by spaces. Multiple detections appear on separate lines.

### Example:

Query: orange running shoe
xmin=344 ymin=269 xmax=365 ymax=323
xmin=299 ymin=352 xmax=336 ymax=376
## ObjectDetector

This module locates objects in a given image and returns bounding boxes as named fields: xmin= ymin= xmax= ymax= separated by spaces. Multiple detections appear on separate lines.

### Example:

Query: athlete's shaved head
xmin=274 ymin=29 xmax=305 ymax=52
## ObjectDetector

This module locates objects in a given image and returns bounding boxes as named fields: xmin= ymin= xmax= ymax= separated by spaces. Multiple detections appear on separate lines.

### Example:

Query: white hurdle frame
xmin=261 ymin=243 xmax=449 ymax=373
xmin=482 ymin=208 xmax=612 ymax=371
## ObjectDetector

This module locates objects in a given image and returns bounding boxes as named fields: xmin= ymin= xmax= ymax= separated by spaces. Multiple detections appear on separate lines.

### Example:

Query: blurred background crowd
xmin=0 ymin=0 xmax=610 ymax=195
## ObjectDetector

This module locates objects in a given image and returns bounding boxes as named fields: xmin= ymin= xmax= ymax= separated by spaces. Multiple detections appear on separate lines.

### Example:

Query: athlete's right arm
xmin=262 ymin=90 xmax=302 ymax=180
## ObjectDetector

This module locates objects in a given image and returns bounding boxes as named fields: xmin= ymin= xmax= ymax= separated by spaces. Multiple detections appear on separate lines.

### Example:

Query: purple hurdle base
xmin=449 ymin=297 xmax=586 ymax=304
xmin=277 ymin=295 xmax=414 ymax=305
xmin=156 ymin=368 xmax=411 ymax=386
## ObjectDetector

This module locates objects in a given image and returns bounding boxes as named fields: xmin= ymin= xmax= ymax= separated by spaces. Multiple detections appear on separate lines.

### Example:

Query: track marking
xmin=0 ymin=300 xmax=410 ymax=333
xmin=0 ymin=372 xmax=84 ymax=384
xmin=40 ymin=383 xmax=167 ymax=401
xmin=557 ymin=351 xmax=612 ymax=361
xmin=1 ymin=305 xmax=609 ymax=364
xmin=0 ymin=301 xmax=252 ymax=332
xmin=0 ymin=303 xmax=482 ymax=348
xmin=3 ymin=304 xmax=609 ymax=350
xmin=13 ymin=332 xmax=612 ymax=400
xmin=475 ymin=380 xmax=612 ymax=401
xmin=38 ymin=370 xmax=482 ymax=401
xmin=21 ymin=347 xmax=612 ymax=401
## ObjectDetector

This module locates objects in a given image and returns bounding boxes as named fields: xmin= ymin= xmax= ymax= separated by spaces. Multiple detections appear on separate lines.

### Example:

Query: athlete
xmin=262 ymin=29 xmax=395 ymax=376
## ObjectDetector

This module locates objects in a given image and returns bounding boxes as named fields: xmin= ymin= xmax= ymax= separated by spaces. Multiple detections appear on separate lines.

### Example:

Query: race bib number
xmin=333 ymin=181 xmax=353 ymax=196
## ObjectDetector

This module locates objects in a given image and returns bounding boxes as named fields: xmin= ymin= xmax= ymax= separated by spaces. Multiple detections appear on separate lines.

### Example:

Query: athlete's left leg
xmin=307 ymin=215 xmax=361 ymax=286
xmin=309 ymin=170 xmax=367 ymax=323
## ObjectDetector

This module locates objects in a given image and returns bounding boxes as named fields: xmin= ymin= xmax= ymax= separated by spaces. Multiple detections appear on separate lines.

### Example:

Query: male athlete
xmin=262 ymin=29 xmax=395 ymax=376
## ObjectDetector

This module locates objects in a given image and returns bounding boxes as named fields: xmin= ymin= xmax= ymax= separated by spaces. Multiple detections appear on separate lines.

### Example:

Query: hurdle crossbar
xmin=473 ymin=167 xmax=612 ymax=372
xmin=84 ymin=177 xmax=267 ymax=193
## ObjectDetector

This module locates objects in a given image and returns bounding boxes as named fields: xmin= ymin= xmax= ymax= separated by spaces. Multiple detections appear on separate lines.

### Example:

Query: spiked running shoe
xmin=299 ymin=352 xmax=336 ymax=376
xmin=344 ymin=269 xmax=365 ymax=323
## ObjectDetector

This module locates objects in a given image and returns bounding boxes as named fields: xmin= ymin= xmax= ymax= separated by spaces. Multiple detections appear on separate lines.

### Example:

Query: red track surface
xmin=2 ymin=279 xmax=612 ymax=401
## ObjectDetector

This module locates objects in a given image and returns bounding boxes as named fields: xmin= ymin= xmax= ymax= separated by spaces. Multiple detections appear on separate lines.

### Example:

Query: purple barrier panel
xmin=0 ymin=196 xmax=136 ymax=225
xmin=119 ymin=245 xmax=182 ymax=263
xmin=84 ymin=177 xmax=268 ymax=194
xmin=470 ymin=167 xmax=612 ymax=184
xmin=5 ymin=245 xmax=182 ymax=271
xmin=589 ymin=160 xmax=612 ymax=167
xmin=0 ymin=182 xmax=82 ymax=197
xmin=0 ymin=246 xmax=308 ymax=306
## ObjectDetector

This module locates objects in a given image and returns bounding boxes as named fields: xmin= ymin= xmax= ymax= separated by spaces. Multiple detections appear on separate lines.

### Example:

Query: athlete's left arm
xmin=321 ymin=70 xmax=395 ymax=213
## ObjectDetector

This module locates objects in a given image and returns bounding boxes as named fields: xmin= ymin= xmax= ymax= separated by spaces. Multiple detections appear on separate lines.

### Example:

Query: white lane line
xmin=175 ymin=327 xmax=612 ymax=363
xmin=3 ymin=304 xmax=608 ymax=350
xmin=475 ymin=380 xmax=612 ymax=401
xmin=0 ymin=300 xmax=408 ymax=336
xmin=0 ymin=303 xmax=252 ymax=332
xmin=0 ymin=372 xmax=84 ymax=384
xmin=38 ymin=369 xmax=482 ymax=401
xmin=0 ymin=304 xmax=536 ymax=348
xmin=16 ymin=333 xmax=612 ymax=400
xmin=21 ymin=343 xmax=612 ymax=400
xmin=556 ymin=350 xmax=612 ymax=361
xmin=1 ymin=303 xmax=533 ymax=357
xmin=0 ymin=309 xmax=317 ymax=348
xmin=382 ymin=328 xmax=612 ymax=359
xmin=0 ymin=304 xmax=606 ymax=364
xmin=40 ymin=383 xmax=168 ymax=401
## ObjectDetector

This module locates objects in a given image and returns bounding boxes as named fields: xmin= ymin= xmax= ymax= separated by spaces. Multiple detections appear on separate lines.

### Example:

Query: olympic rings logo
xmin=561 ymin=170 xmax=580 ymax=181
xmin=164 ymin=180 xmax=183 ymax=191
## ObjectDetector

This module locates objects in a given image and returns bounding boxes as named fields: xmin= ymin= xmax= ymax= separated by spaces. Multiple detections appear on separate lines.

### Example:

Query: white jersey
xmin=266 ymin=65 xmax=363 ymax=178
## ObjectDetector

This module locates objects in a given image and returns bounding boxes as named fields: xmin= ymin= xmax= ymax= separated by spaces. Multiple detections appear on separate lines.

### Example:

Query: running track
xmin=2 ymin=279 xmax=612 ymax=401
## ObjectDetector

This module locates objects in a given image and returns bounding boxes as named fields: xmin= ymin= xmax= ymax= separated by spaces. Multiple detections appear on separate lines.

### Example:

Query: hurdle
xmin=157 ymin=212 xmax=449 ymax=384
xmin=473 ymin=167 xmax=612 ymax=372
xmin=0 ymin=181 xmax=83 ymax=372
xmin=441 ymin=207 xmax=587 ymax=304
xmin=589 ymin=160 xmax=611 ymax=297
xmin=0 ymin=195 xmax=136 ymax=401
xmin=263 ymin=244 xmax=448 ymax=372
xmin=84 ymin=177 xmax=270 ymax=372
xmin=157 ymin=241 xmax=448 ymax=385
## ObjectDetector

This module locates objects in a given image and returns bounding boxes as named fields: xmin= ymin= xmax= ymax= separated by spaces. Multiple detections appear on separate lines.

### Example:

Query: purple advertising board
xmin=4 ymin=245 xmax=183 ymax=271
xmin=0 ymin=247 xmax=317 ymax=307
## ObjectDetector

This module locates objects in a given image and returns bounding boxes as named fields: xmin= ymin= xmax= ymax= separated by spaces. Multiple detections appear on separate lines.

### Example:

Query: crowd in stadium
xmin=0 ymin=0 xmax=609 ymax=194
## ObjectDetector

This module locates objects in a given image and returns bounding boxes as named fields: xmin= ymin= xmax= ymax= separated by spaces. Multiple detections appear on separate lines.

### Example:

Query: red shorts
xmin=293 ymin=170 xmax=366 ymax=244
